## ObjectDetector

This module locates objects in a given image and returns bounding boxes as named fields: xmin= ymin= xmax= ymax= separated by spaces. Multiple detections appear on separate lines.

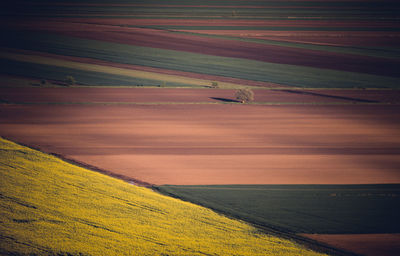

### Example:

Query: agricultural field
xmin=1 ymin=0 xmax=400 ymax=89
xmin=0 ymin=138 xmax=329 ymax=256
xmin=1 ymin=87 xmax=400 ymax=104
xmin=1 ymin=101 xmax=399 ymax=185
xmin=1 ymin=91 xmax=400 ymax=256
xmin=156 ymin=184 xmax=400 ymax=234
xmin=156 ymin=185 xmax=400 ymax=256
xmin=1 ymin=0 xmax=400 ymax=256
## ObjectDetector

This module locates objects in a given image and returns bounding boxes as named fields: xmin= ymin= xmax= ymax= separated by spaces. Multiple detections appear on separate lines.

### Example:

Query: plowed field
xmin=303 ymin=234 xmax=400 ymax=256
xmin=1 ymin=87 xmax=399 ymax=104
xmin=1 ymin=100 xmax=399 ymax=185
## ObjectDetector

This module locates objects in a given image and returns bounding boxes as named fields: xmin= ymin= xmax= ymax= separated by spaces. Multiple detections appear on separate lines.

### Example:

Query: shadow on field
xmin=210 ymin=97 xmax=239 ymax=103
xmin=279 ymin=89 xmax=380 ymax=103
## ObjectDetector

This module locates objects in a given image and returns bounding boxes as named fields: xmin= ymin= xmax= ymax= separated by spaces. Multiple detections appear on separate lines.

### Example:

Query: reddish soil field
xmin=57 ymin=18 xmax=400 ymax=29
xmin=4 ymin=19 xmax=400 ymax=77
xmin=303 ymin=234 xmax=400 ymax=256
xmin=0 ymin=87 xmax=236 ymax=103
xmin=0 ymin=102 xmax=399 ymax=185
xmin=301 ymin=89 xmax=400 ymax=103
xmin=266 ymin=89 xmax=400 ymax=104
xmin=1 ymin=87 xmax=400 ymax=104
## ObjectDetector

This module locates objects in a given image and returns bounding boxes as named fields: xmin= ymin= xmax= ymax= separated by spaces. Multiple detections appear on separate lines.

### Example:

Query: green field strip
xmin=0 ymin=50 xmax=265 ymax=89
xmin=156 ymin=184 xmax=400 ymax=234
xmin=0 ymin=138 xmax=327 ymax=256
xmin=169 ymin=30 xmax=400 ymax=60
xmin=78 ymin=22 xmax=400 ymax=60
xmin=0 ymin=58 xmax=190 ymax=87
xmin=67 ymin=20 xmax=400 ymax=59
xmin=2 ymin=31 xmax=400 ymax=89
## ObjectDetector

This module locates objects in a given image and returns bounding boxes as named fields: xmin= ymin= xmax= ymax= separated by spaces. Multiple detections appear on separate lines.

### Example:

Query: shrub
xmin=211 ymin=81 xmax=219 ymax=88
xmin=65 ymin=76 xmax=76 ymax=86
xmin=41 ymin=79 xmax=47 ymax=85
xmin=235 ymin=88 xmax=254 ymax=103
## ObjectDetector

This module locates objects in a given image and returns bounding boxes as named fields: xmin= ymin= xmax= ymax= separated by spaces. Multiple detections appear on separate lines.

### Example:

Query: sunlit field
xmin=0 ymin=138 xmax=325 ymax=256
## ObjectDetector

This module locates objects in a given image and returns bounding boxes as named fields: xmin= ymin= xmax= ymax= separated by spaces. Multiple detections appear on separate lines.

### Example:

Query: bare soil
xmin=1 ymin=100 xmax=399 ymax=185
xmin=51 ymin=18 xmax=400 ymax=29
xmin=0 ymin=87 xmax=236 ymax=103
xmin=1 ymin=87 xmax=399 ymax=104
xmin=303 ymin=234 xmax=400 ymax=256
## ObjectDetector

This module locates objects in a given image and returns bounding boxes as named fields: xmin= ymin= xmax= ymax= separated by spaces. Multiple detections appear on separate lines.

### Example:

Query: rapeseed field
xmin=0 ymin=138 xmax=326 ymax=256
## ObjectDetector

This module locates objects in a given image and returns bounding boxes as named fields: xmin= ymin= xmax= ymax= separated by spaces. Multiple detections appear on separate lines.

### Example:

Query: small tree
xmin=65 ymin=75 xmax=76 ymax=86
xmin=211 ymin=81 xmax=219 ymax=88
xmin=40 ymin=79 xmax=47 ymax=86
xmin=235 ymin=88 xmax=254 ymax=103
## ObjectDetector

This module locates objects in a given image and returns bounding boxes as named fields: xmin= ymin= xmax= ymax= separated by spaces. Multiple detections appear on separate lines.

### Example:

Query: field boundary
xmin=2 ymin=135 xmax=359 ymax=256
xmin=0 ymin=136 xmax=152 ymax=187
xmin=153 ymin=186 xmax=362 ymax=256
xmin=1 ymin=101 xmax=398 ymax=106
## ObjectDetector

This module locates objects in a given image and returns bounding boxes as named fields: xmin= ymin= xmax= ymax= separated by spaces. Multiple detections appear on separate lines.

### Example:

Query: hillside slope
xmin=0 ymin=138 xmax=325 ymax=256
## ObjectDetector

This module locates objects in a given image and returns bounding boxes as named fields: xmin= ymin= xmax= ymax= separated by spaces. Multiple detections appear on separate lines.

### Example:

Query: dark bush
xmin=65 ymin=76 xmax=76 ymax=86
xmin=211 ymin=81 xmax=219 ymax=88
xmin=235 ymin=88 xmax=254 ymax=103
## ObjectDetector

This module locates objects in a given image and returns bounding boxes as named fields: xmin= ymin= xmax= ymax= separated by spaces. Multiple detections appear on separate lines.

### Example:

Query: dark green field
xmin=156 ymin=184 xmax=400 ymax=234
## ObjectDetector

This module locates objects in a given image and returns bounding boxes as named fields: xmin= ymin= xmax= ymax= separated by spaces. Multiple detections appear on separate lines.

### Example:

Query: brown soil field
xmin=268 ymin=89 xmax=400 ymax=104
xmin=56 ymin=18 xmax=400 ymax=29
xmin=0 ymin=87 xmax=235 ymax=103
xmin=303 ymin=234 xmax=400 ymax=256
xmin=43 ymin=3 xmax=374 ymax=9
xmin=0 ymin=102 xmax=399 ymax=185
xmin=1 ymin=87 xmax=399 ymax=104
xmin=300 ymin=89 xmax=400 ymax=103
xmin=4 ymin=19 xmax=400 ymax=77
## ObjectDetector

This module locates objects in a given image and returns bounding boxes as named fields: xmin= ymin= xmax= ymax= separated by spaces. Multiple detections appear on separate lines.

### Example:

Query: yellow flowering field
xmin=0 ymin=138 xmax=325 ymax=256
